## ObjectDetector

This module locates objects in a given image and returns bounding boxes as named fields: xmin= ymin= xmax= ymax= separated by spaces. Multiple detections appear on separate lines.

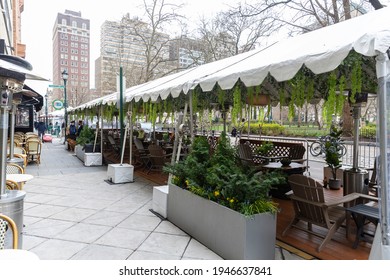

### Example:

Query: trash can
xmin=0 ymin=190 xmax=26 ymax=249
xmin=343 ymin=168 xmax=369 ymax=195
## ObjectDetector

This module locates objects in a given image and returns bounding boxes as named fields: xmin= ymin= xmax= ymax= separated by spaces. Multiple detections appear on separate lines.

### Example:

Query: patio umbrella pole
xmin=128 ymin=103 xmax=133 ymax=166
xmin=0 ymin=96 xmax=10 ymax=196
xmin=8 ymin=105 xmax=16 ymax=159
xmin=377 ymin=52 xmax=390 ymax=250
xmin=188 ymin=91 xmax=194 ymax=144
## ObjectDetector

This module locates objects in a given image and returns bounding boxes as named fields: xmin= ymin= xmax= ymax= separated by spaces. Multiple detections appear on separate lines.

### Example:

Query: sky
xmin=21 ymin=0 xmax=243 ymax=93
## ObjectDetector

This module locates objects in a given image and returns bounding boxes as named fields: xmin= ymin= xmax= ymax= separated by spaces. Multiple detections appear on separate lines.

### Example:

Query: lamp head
xmin=61 ymin=69 xmax=68 ymax=81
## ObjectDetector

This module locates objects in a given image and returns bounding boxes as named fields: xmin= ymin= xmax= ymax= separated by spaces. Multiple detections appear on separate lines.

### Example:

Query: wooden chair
xmin=283 ymin=174 xmax=375 ymax=252
xmin=25 ymin=139 xmax=42 ymax=164
xmin=133 ymin=137 xmax=151 ymax=170
xmin=0 ymin=213 xmax=18 ymax=249
xmin=237 ymin=142 xmax=257 ymax=167
xmin=367 ymin=157 xmax=378 ymax=197
xmin=107 ymin=135 xmax=121 ymax=159
xmin=147 ymin=144 xmax=172 ymax=174
xmin=288 ymin=144 xmax=307 ymax=164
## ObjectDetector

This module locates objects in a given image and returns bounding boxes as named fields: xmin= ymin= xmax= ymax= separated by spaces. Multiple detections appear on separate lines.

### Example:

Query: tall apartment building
xmin=169 ymin=37 xmax=204 ymax=69
xmin=52 ymin=10 xmax=90 ymax=108
xmin=95 ymin=15 xmax=173 ymax=97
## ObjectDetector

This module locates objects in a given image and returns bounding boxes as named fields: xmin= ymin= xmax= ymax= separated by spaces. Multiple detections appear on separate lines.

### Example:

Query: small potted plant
xmin=324 ymin=126 xmax=343 ymax=189
xmin=280 ymin=157 xmax=292 ymax=167
xmin=255 ymin=141 xmax=274 ymax=164
xmin=256 ymin=141 xmax=274 ymax=156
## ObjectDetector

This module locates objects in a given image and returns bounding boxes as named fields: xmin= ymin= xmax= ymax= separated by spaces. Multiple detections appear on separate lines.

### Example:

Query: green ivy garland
xmin=323 ymin=71 xmax=337 ymax=125
xmin=232 ymin=83 xmax=242 ymax=125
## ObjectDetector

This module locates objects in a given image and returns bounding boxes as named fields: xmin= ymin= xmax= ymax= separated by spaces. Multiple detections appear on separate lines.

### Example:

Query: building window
xmin=82 ymin=23 xmax=87 ymax=29
xmin=72 ymin=21 xmax=77 ymax=28
xmin=62 ymin=19 xmax=67 ymax=25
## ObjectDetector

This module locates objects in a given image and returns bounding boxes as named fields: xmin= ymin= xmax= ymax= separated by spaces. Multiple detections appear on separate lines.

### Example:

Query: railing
xmin=238 ymin=135 xmax=378 ymax=169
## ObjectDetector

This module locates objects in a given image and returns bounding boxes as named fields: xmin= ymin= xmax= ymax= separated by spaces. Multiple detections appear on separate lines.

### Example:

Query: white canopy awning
xmin=122 ymin=7 xmax=390 ymax=103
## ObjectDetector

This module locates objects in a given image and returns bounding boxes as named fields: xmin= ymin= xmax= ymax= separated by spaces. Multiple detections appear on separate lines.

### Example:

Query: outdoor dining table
xmin=346 ymin=204 xmax=379 ymax=249
xmin=6 ymin=173 xmax=34 ymax=189
xmin=261 ymin=162 xmax=306 ymax=199
xmin=261 ymin=162 xmax=306 ymax=173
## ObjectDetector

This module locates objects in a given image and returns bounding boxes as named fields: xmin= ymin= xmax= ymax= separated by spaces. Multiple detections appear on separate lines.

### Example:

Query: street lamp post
xmin=44 ymin=92 xmax=48 ymax=129
xmin=62 ymin=70 xmax=68 ymax=144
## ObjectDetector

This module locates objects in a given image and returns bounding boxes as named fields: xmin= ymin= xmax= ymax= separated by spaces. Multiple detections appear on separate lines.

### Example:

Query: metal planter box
xmin=167 ymin=183 xmax=276 ymax=260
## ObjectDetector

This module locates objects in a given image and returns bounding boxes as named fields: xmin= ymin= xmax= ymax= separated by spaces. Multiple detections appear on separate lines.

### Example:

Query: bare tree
xmin=196 ymin=4 xmax=276 ymax=63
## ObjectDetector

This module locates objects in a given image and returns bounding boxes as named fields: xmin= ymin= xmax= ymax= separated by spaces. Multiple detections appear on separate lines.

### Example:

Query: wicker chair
xmin=0 ymin=213 xmax=18 ymax=249
xmin=25 ymin=139 xmax=42 ymax=164
xmin=6 ymin=163 xmax=24 ymax=175
xmin=6 ymin=180 xmax=21 ymax=191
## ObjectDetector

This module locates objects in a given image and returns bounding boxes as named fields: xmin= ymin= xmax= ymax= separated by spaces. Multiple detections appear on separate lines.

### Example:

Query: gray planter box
xmin=167 ymin=183 xmax=277 ymax=260
xmin=75 ymin=144 xmax=102 ymax=166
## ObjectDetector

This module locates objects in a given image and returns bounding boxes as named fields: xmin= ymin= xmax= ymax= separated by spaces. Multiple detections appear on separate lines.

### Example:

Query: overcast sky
xmin=21 ymin=0 xmax=242 ymax=93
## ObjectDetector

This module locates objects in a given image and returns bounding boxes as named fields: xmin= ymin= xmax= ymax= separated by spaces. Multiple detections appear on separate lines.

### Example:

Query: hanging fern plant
xmin=306 ymin=79 xmax=314 ymax=104
xmin=323 ymin=71 xmax=337 ymax=125
xmin=232 ymin=82 xmax=242 ymax=125
xmin=336 ymin=74 xmax=346 ymax=115
xmin=350 ymin=55 xmax=362 ymax=104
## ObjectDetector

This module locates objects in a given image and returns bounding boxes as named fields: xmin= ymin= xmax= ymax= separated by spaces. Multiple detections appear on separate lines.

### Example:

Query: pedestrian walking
xmin=37 ymin=121 xmax=46 ymax=141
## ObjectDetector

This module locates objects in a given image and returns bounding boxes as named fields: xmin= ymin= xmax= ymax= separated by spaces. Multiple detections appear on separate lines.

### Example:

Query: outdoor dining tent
xmin=73 ymin=6 xmax=390 ymax=258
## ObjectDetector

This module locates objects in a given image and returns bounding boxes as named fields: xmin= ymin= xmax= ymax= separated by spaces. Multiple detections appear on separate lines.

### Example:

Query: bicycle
xmin=310 ymin=135 xmax=347 ymax=157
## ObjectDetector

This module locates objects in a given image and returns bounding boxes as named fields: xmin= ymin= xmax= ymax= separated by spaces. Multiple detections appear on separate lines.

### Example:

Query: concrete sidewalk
xmin=21 ymin=138 xmax=312 ymax=260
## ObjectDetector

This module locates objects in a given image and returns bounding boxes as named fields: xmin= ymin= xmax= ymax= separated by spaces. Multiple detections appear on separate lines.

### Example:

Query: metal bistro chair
xmin=0 ymin=213 xmax=18 ymax=249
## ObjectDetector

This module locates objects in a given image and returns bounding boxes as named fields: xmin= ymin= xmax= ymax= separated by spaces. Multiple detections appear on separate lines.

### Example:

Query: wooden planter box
xmin=167 ymin=183 xmax=277 ymax=260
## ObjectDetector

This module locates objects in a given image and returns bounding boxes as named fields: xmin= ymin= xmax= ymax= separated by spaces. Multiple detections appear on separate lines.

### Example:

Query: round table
xmin=6 ymin=174 xmax=34 ymax=189
xmin=0 ymin=249 xmax=40 ymax=260
xmin=6 ymin=174 xmax=34 ymax=183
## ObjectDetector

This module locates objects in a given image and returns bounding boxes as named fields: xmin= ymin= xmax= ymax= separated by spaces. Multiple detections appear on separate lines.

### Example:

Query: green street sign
xmin=49 ymin=84 xmax=64 ymax=89
xmin=52 ymin=99 xmax=64 ymax=110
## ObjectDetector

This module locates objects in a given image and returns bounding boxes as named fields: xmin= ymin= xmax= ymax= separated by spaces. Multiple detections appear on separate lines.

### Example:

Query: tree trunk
xmin=342 ymin=102 xmax=353 ymax=137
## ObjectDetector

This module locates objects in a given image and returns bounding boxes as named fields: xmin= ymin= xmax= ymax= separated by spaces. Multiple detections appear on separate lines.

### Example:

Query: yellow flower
xmin=229 ymin=198 xmax=234 ymax=203
xmin=214 ymin=190 xmax=220 ymax=197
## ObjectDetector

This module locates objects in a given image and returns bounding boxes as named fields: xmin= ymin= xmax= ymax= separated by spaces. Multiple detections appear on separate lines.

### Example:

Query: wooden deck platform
xmin=103 ymin=152 xmax=374 ymax=260
xmin=274 ymin=187 xmax=374 ymax=260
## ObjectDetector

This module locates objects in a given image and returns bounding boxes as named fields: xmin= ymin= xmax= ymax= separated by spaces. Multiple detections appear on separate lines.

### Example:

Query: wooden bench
xmin=238 ymin=139 xmax=306 ymax=165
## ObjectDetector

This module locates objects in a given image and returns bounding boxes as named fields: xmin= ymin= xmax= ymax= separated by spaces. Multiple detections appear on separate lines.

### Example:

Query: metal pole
xmin=119 ymin=66 xmax=124 ymax=156
xmin=0 ymin=97 xmax=10 ymax=197
xmin=128 ymin=102 xmax=133 ymax=166
xmin=351 ymin=106 xmax=361 ymax=170
xmin=45 ymin=93 xmax=48 ymax=128
xmin=8 ymin=105 xmax=16 ymax=160
xmin=188 ymin=92 xmax=194 ymax=143
xmin=63 ymin=78 xmax=68 ymax=144
xmin=376 ymin=52 xmax=390 ymax=247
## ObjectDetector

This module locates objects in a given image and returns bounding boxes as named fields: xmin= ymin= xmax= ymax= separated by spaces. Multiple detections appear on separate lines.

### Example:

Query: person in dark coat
xmin=77 ymin=120 xmax=84 ymax=137
xmin=37 ymin=121 xmax=46 ymax=140
xmin=68 ymin=120 xmax=77 ymax=140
